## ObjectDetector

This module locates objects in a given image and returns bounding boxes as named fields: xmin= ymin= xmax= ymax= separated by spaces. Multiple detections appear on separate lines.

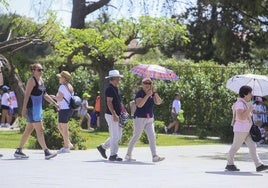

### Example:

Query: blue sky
xmin=4 ymin=0 xmax=195 ymax=27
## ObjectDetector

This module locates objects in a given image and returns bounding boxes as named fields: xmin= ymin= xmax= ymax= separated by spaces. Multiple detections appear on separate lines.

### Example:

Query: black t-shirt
xmin=105 ymin=84 xmax=122 ymax=116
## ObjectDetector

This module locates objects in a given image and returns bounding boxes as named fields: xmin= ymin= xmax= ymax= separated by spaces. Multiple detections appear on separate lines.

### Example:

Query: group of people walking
xmin=97 ymin=70 xmax=164 ymax=162
xmin=0 ymin=67 xmax=165 ymax=162
xmin=13 ymin=63 xmax=75 ymax=160
xmin=1 ymin=67 xmax=268 ymax=172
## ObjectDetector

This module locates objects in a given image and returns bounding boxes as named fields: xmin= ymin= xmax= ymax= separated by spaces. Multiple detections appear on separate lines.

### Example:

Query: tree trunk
xmin=94 ymin=60 xmax=114 ymax=130
xmin=1 ymin=55 xmax=25 ymax=113
xmin=71 ymin=0 xmax=86 ymax=29
xmin=71 ymin=0 xmax=111 ymax=29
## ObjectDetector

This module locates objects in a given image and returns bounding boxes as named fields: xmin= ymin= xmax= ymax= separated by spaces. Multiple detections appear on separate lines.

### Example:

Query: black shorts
xmin=1 ymin=105 xmax=9 ymax=110
xmin=58 ymin=109 xmax=74 ymax=123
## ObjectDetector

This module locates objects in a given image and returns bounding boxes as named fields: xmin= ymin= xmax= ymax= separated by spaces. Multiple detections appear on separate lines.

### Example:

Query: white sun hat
xmin=105 ymin=70 xmax=123 ymax=79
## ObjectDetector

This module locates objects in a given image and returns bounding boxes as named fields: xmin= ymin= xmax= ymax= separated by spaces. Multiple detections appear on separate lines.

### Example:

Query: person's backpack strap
xmin=63 ymin=84 xmax=73 ymax=104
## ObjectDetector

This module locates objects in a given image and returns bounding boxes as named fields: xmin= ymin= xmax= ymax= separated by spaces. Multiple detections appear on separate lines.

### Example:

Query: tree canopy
xmin=179 ymin=0 xmax=268 ymax=65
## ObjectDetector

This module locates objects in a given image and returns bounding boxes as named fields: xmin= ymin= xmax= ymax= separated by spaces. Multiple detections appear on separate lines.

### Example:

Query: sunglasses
xmin=36 ymin=68 xmax=44 ymax=72
xmin=143 ymin=82 xmax=152 ymax=85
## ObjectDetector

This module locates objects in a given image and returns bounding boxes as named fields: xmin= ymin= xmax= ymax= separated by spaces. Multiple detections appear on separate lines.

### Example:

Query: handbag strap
xmin=63 ymin=85 xmax=72 ymax=104
xmin=63 ymin=97 xmax=70 ymax=105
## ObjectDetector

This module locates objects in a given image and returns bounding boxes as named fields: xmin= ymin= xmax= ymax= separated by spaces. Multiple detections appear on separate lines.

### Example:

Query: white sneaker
xmin=57 ymin=147 xmax=70 ymax=154
xmin=69 ymin=143 xmax=74 ymax=149
xmin=152 ymin=155 xmax=165 ymax=162
xmin=125 ymin=154 xmax=136 ymax=161
xmin=1 ymin=123 xmax=10 ymax=128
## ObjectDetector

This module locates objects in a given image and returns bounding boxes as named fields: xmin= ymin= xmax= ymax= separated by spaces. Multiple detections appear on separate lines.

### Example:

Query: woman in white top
xmin=0 ymin=85 xmax=11 ymax=127
xmin=53 ymin=71 xmax=74 ymax=154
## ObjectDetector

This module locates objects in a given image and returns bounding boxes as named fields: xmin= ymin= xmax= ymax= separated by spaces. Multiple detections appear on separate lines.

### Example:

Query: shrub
xmin=154 ymin=120 xmax=165 ymax=133
xmin=17 ymin=108 xmax=87 ymax=150
xmin=218 ymin=125 xmax=234 ymax=143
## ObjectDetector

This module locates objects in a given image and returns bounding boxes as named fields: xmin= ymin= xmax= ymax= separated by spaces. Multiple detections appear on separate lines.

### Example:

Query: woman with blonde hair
xmin=14 ymin=63 xmax=58 ymax=159
xmin=125 ymin=77 xmax=165 ymax=162
xmin=53 ymin=71 xmax=74 ymax=154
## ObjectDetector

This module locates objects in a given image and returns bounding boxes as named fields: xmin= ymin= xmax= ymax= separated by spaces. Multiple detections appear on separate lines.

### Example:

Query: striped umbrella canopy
xmin=130 ymin=64 xmax=179 ymax=81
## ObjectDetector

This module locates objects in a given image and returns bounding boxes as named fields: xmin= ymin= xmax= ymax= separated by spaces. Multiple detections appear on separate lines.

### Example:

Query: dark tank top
xmin=27 ymin=76 xmax=46 ymax=108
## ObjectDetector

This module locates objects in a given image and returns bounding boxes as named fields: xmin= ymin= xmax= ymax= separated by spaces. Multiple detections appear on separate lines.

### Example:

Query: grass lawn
xmin=0 ymin=130 xmax=33 ymax=149
xmin=0 ymin=130 xmax=220 ymax=149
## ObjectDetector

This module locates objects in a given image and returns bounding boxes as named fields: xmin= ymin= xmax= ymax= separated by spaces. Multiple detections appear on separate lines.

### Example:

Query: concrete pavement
xmin=0 ymin=144 xmax=268 ymax=188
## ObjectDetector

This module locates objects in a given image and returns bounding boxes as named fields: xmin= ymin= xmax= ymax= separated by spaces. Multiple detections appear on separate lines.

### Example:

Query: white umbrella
xmin=226 ymin=74 xmax=268 ymax=96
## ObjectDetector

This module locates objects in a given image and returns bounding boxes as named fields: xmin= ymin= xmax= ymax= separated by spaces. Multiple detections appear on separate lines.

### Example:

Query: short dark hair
xmin=239 ymin=85 xmax=252 ymax=98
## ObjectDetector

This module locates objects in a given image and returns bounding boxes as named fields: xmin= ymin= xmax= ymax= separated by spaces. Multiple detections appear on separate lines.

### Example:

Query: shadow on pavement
xmin=83 ymin=159 xmax=154 ymax=165
xmin=205 ymin=171 xmax=263 ymax=176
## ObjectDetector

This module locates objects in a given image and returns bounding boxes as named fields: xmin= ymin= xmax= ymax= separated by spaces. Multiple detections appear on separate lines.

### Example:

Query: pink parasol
xmin=130 ymin=64 xmax=179 ymax=81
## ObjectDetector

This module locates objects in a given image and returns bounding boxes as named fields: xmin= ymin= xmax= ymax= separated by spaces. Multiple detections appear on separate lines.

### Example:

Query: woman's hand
xmin=146 ymin=89 xmax=153 ymax=96
xmin=152 ymin=85 xmax=157 ymax=93
xmin=54 ymin=103 xmax=60 ymax=111
xmin=21 ymin=107 xmax=27 ymax=118
xmin=50 ymin=95 xmax=56 ymax=99
xmin=248 ymin=105 xmax=254 ymax=112
xmin=113 ymin=113 xmax=119 ymax=122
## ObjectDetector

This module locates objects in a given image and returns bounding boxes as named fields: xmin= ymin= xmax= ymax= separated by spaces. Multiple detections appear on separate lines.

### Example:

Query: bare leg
xmin=174 ymin=121 xmax=179 ymax=133
xmin=97 ymin=116 xmax=100 ymax=128
xmin=7 ymin=112 xmax=12 ymax=124
xmin=58 ymin=123 xmax=71 ymax=148
xmin=167 ymin=121 xmax=176 ymax=130
xmin=33 ymin=122 xmax=48 ymax=150
xmin=85 ymin=113 xmax=93 ymax=130
xmin=1 ymin=109 xmax=8 ymax=124
xmin=79 ymin=115 xmax=84 ymax=128
xmin=18 ymin=123 xmax=35 ymax=148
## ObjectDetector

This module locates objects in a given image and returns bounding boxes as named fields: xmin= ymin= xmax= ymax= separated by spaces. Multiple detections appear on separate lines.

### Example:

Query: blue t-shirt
xmin=105 ymin=84 xmax=122 ymax=116
xmin=134 ymin=89 xmax=154 ymax=118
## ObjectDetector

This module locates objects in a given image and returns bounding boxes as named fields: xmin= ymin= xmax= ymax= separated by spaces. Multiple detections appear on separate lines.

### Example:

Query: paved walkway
xmin=0 ymin=144 xmax=268 ymax=188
